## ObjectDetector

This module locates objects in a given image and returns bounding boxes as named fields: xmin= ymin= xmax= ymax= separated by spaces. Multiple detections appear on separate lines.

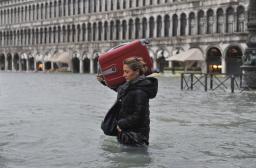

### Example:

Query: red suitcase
xmin=98 ymin=39 xmax=153 ymax=89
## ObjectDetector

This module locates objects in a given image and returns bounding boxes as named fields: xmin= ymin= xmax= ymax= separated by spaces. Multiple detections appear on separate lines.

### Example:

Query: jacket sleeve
xmin=118 ymin=90 xmax=148 ymax=130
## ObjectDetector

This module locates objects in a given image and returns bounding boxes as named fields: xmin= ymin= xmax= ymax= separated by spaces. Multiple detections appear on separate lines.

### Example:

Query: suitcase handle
xmin=102 ymin=65 xmax=117 ymax=76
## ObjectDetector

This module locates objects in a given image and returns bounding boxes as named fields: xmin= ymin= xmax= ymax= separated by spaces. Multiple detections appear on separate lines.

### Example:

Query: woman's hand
xmin=117 ymin=125 xmax=122 ymax=133
xmin=96 ymin=74 xmax=104 ymax=82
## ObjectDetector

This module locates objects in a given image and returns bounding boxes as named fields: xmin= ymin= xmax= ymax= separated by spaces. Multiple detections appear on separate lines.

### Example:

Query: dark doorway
xmin=207 ymin=47 xmax=222 ymax=74
xmin=7 ymin=54 xmax=12 ymax=70
xmin=83 ymin=58 xmax=90 ymax=73
xmin=0 ymin=54 xmax=5 ymax=70
xmin=72 ymin=57 xmax=80 ymax=73
xmin=226 ymin=46 xmax=242 ymax=76
xmin=13 ymin=53 xmax=20 ymax=71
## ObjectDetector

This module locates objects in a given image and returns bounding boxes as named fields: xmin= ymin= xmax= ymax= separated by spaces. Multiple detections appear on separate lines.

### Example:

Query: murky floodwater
xmin=0 ymin=72 xmax=256 ymax=168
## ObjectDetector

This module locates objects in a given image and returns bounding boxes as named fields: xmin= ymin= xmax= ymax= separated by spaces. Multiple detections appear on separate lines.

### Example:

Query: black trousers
xmin=117 ymin=131 xmax=149 ymax=147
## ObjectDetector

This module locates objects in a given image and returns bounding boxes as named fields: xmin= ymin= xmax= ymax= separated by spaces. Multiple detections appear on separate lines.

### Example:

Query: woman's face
xmin=123 ymin=64 xmax=139 ymax=81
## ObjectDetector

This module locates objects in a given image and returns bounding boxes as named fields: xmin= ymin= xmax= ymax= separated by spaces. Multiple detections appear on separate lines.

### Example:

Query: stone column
xmin=34 ymin=59 xmax=37 ymax=71
xmin=221 ymin=57 xmax=226 ymax=74
xmin=234 ymin=9 xmax=238 ymax=32
xmin=4 ymin=55 xmax=8 ymax=70
xmin=154 ymin=19 xmax=157 ymax=38
xmin=51 ymin=62 xmax=54 ymax=70
xmin=185 ymin=16 xmax=189 ymax=36
xmin=80 ymin=58 xmax=84 ymax=73
xmin=26 ymin=58 xmax=29 ymax=71
xmin=90 ymin=58 xmax=94 ymax=74
xmin=42 ymin=61 xmax=46 ymax=72
xmin=11 ymin=55 xmax=15 ymax=71
xmin=177 ymin=15 xmax=181 ymax=36
xmin=102 ymin=0 xmax=105 ymax=12
xmin=223 ymin=11 xmax=227 ymax=33
xmin=213 ymin=12 xmax=217 ymax=34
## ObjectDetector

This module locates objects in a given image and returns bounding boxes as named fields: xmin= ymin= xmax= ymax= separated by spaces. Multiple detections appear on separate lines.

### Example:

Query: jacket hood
xmin=129 ymin=76 xmax=158 ymax=99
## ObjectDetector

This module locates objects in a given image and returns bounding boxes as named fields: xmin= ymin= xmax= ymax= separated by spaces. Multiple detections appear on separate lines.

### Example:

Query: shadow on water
xmin=100 ymin=136 xmax=152 ymax=168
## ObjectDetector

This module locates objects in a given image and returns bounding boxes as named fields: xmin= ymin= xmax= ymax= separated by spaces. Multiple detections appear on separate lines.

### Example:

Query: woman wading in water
xmin=98 ymin=57 xmax=158 ymax=146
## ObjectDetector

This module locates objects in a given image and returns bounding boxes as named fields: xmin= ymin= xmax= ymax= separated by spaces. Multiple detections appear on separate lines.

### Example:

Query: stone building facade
xmin=0 ymin=0 xmax=249 ymax=74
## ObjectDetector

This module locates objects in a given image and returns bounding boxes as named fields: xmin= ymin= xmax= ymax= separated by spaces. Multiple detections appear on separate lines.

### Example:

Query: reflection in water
xmin=100 ymin=137 xmax=151 ymax=168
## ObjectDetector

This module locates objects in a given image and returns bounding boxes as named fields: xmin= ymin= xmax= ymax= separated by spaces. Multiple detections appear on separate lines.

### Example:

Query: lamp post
xmin=241 ymin=0 xmax=256 ymax=88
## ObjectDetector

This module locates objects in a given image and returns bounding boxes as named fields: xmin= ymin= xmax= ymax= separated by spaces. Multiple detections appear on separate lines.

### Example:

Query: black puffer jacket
xmin=116 ymin=76 xmax=158 ymax=144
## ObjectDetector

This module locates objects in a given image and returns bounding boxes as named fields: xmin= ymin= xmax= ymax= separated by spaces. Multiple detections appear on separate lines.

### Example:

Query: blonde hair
xmin=123 ymin=57 xmax=148 ymax=75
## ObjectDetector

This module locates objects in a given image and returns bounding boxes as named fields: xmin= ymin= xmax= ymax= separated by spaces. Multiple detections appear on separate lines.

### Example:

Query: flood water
xmin=0 ymin=72 xmax=256 ymax=168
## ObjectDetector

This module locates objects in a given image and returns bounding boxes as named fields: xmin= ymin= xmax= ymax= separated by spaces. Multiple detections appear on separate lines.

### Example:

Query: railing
xmin=181 ymin=73 xmax=241 ymax=93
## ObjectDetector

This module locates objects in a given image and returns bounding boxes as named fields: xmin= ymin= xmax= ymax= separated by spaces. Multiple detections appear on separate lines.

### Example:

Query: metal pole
xmin=205 ymin=74 xmax=208 ymax=92
xmin=210 ymin=74 xmax=213 ymax=90
xmin=191 ymin=73 xmax=194 ymax=90
xmin=181 ymin=73 xmax=184 ymax=90
xmin=231 ymin=75 xmax=235 ymax=93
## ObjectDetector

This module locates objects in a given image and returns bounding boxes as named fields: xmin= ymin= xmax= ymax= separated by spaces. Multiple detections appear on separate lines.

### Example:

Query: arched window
xmin=189 ymin=12 xmax=195 ymax=35
xmin=164 ymin=15 xmax=170 ymax=37
xmin=237 ymin=6 xmax=245 ymax=32
xmin=58 ymin=26 xmax=61 ymax=43
xmin=32 ymin=5 xmax=35 ymax=20
xmin=111 ymin=0 xmax=114 ymax=10
xmin=73 ymin=0 xmax=76 ymax=15
xmin=157 ymin=16 xmax=162 ymax=37
xmin=93 ymin=23 xmax=97 ymax=41
xmin=68 ymin=0 xmax=71 ymax=15
xmin=110 ymin=21 xmax=114 ymax=40
xmin=72 ymin=25 xmax=76 ymax=42
xmin=82 ymin=23 xmax=86 ymax=41
xmin=67 ymin=25 xmax=71 ymax=42
xmin=129 ymin=0 xmax=132 ymax=8
xmin=143 ymin=0 xmax=146 ymax=6
xmin=48 ymin=28 xmax=52 ymax=43
xmin=180 ymin=13 xmax=187 ymax=36
xmin=45 ymin=3 xmax=48 ymax=19
xmin=226 ymin=7 xmax=234 ymax=33
xmin=136 ymin=0 xmax=139 ymax=7
xmin=78 ymin=0 xmax=81 ymax=14
xmin=59 ymin=0 xmax=62 ymax=17
xmin=104 ymin=22 xmax=108 ymax=40
xmin=207 ymin=9 xmax=214 ymax=34
xmin=135 ymin=18 xmax=140 ymax=39
xmin=53 ymin=27 xmax=56 ymax=43
xmin=128 ymin=19 xmax=133 ymax=39
xmin=217 ymin=8 xmax=224 ymax=33
xmin=63 ymin=0 xmax=66 ymax=16
xmin=198 ymin=10 xmax=205 ymax=35
xmin=40 ymin=4 xmax=43 ymax=20
xmin=105 ymin=0 xmax=108 ymax=11
xmin=116 ymin=20 xmax=120 ymax=40
xmin=93 ymin=0 xmax=97 ymax=12
xmin=172 ymin=14 xmax=178 ymax=36
xmin=149 ymin=17 xmax=154 ymax=38
xmin=123 ymin=0 xmax=126 ymax=9
xmin=117 ymin=0 xmax=120 ymax=10
xmin=62 ymin=26 xmax=66 ymax=42
xmin=77 ymin=25 xmax=81 ymax=42
xmin=122 ymin=20 xmax=127 ymax=39
xmin=49 ymin=2 xmax=52 ymax=18
xmin=98 ymin=22 xmax=102 ymax=41
xmin=99 ymin=0 xmax=102 ymax=12
xmin=24 ymin=6 xmax=27 ymax=21
xmin=54 ymin=1 xmax=57 ymax=17
xmin=36 ymin=4 xmax=39 ymax=20
xmin=142 ymin=18 xmax=147 ymax=38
